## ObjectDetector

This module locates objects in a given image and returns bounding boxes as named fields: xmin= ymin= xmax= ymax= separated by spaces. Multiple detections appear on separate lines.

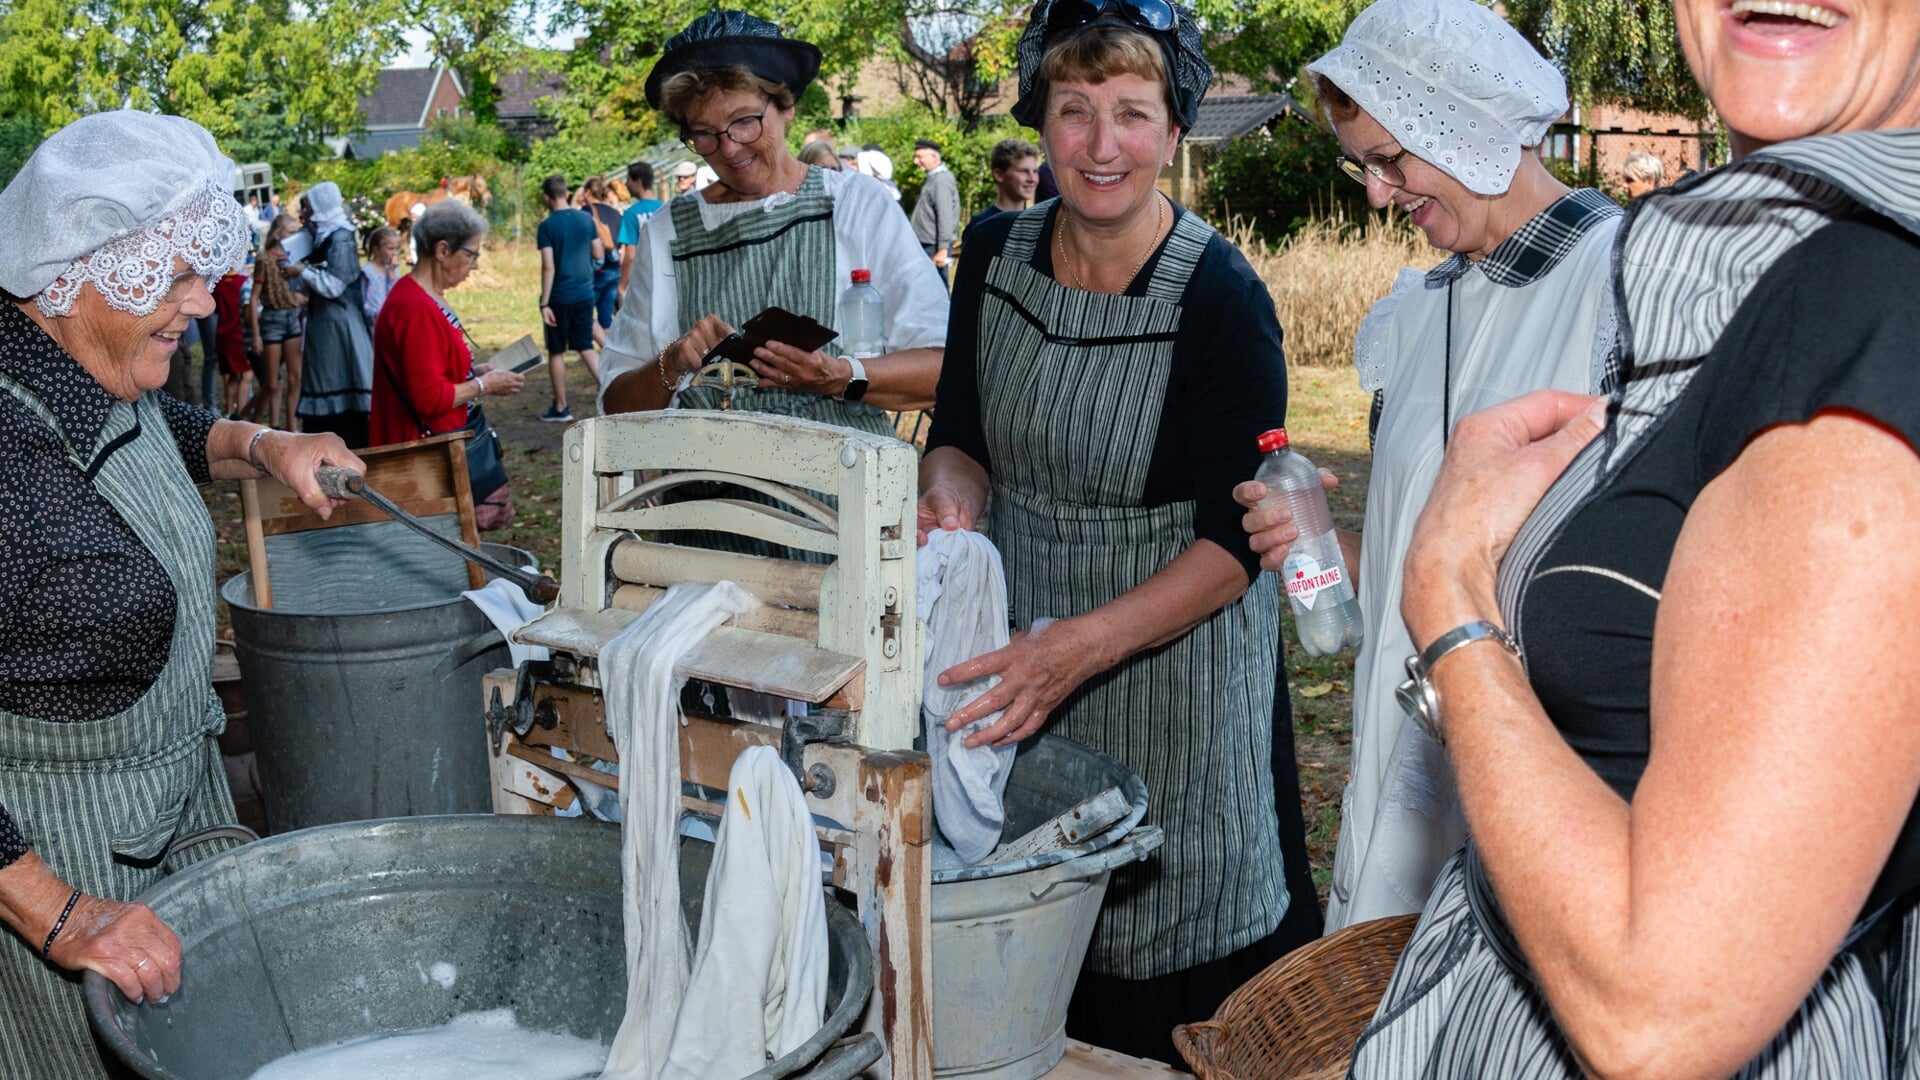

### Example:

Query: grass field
xmin=202 ymin=232 xmax=1385 ymax=904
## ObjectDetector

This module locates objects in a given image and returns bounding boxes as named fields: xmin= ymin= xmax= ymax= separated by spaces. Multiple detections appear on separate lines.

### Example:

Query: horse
xmin=383 ymin=174 xmax=493 ymax=229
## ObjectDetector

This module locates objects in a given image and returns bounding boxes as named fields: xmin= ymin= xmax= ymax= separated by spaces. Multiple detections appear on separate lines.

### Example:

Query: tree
xmin=416 ymin=0 xmax=536 ymax=123
xmin=0 ymin=0 xmax=407 ymax=154
xmin=1504 ymin=0 xmax=1710 ymax=119
xmin=1198 ymin=0 xmax=1367 ymax=97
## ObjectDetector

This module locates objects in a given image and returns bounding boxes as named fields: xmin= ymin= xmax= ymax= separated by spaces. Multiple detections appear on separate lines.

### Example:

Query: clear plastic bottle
xmin=837 ymin=269 xmax=884 ymax=359
xmin=1255 ymin=428 xmax=1363 ymax=656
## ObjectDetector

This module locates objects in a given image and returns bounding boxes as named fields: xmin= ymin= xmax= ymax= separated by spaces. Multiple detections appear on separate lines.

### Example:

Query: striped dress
xmin=0 ymin=381 xmax=237 ymax=1078
xmin=969 ymin=204 xmax=1288 ymax=979
xmin=1351 ymin=129 xmax=1920 ymax=1079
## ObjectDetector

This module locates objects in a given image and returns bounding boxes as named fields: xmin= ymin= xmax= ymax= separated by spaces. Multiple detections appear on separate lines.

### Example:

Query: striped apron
xmin=1350 ymin=849 xmax=1920 ymax=1077
xmin=670 ymin=166 xmax=892 ymax=438
xmin=978 ymin=206 xmax=1288 ymax=980
xmin=666 ymin=166 xmax=896 ymax=562
xmin=0 ymin=384 xmax=237 ymax=1079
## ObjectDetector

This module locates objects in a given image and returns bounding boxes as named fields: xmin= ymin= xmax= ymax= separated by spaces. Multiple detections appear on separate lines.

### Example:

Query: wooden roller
xmin=611 ymin=584 xmax=820 ymax=640
xmin=608 ymin=539 xmax=827 ymax=611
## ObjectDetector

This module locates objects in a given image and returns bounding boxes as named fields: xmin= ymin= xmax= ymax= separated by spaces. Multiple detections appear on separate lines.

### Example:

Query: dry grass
xmin=1237 ymin=214 xmax=1439 ymax=367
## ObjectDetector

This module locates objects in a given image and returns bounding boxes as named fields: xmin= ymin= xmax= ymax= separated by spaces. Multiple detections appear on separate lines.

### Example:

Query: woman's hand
xmin=253 ymin=430 xmax=369 ymax=520
xmin=664 ymin=315 xmax=739 ymax=381
xmin=475 ymin=366 xmax=525 ymax=397
xmin=750 ymin=340 xmax=850 ymax=397
xmin=916 ymin=484 xmax=980 ymax=545
xmin=48 ymin=893 xmax=183 ymax=1004
xmin=283 ymin=260 xmax=306 ymax=277
xmin=1401 ymin=391 xmax=1607 ymax=646
xmin=938 ymin=620 xmax=1102 ymax=748
xmin=249 ymin=332 xmax=263 ymax=356
xmin=1234 ymin=469 xmax=1339 ymax=573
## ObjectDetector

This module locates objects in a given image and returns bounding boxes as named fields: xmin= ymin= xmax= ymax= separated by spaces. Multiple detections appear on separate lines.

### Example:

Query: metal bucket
xmin=84 ymin=815 xmax=880 ymax=1080
xmin=929 ymin=736 xmax=1164 ymax=1080
xmin=219 ymin=525 xmax=532 ymax=833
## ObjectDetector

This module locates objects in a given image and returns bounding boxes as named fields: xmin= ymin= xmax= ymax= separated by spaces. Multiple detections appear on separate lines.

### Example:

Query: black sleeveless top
xmin=1519 ymin=213 xmax=1920 ymax=914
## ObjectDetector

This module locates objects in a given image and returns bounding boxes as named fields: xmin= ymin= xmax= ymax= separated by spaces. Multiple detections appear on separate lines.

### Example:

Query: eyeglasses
xmin=1045 ymin=0 xmax=1177 ymax=37
xmin=458 ymin=245 xmax=482 ymax=262
xmin=1337 ymin=148 xmax=1410 ymax=188
xmin=682 ymin=101 xmax=770 ymax=155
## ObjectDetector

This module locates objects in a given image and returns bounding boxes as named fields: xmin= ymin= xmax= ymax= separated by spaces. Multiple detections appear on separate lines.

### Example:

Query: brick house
xmin=331 ymin=66 xmax=466 ymax=159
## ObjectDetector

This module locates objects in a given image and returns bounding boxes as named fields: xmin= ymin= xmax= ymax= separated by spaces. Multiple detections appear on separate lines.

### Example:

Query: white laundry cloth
xmin=461 ymin=577 xmax=552 ymax=667
xmin=661 ymin=745 xmax=829 ymax=1080
xmin=917 ymin=528 xmax=1016 ymax=864
xmin=599 ymin=581 xmax=759 ymax=1080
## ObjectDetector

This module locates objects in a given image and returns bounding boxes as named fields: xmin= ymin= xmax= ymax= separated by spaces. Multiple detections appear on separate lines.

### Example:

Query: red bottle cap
xmin=850 ymin=269 xmax=872 ymax=284
xmin=1255 ymin=428 xmax=1289 ymax=453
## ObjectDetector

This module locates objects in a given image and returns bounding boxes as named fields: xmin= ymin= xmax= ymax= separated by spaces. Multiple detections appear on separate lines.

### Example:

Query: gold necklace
xmin=1057 ymin=194 xmax=1166 ymax=293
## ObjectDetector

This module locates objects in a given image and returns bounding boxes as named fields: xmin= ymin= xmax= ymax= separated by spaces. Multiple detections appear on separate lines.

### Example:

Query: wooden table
xmin=1044 ymin=1041 xmax=1191 ymax=1078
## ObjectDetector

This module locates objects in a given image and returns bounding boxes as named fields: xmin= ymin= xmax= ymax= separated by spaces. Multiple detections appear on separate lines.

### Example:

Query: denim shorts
xmin=258 ymin=306 xmax=302 ymax=344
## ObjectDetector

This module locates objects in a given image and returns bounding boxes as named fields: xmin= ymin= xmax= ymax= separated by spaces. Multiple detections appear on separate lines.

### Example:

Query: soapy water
xmin=245 ymin=1008 xmax=608 ymax=1080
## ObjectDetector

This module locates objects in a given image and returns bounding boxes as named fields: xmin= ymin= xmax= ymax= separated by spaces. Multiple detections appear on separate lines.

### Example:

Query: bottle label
xmin=1283 ymin=554 xmax=1345 ymax=611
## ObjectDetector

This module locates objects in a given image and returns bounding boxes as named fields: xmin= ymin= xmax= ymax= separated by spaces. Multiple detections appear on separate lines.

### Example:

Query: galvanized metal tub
xmin=929 ymin=736 xmax=1164 ymax=1080
xmin=84 ymin=815 xmax=879 ymax=1080
xmin=219 ymin=525 xmax=532 ymax=832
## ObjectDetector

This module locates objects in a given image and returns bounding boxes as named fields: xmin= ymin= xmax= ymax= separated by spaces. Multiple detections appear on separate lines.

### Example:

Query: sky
xmin=394 ymin=24 xmax=580 ymax=68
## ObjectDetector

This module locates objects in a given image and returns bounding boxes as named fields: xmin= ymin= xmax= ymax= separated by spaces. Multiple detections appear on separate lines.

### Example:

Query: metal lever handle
xmin=314 ymin=465 xmax=561 ymax=605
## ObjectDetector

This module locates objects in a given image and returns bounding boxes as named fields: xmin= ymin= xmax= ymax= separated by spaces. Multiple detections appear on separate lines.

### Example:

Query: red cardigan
xmin=370 ymin=276 xmax=473 ymax=446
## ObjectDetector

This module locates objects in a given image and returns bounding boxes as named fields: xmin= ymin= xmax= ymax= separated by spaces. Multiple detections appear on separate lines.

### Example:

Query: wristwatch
xmin=1394 ymin=620 xmax=1520 ymax=746
xmin=841 ymin=356 xmax=870 ymax=402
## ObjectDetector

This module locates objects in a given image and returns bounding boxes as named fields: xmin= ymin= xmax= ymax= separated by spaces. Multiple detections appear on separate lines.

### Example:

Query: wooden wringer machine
xmin=484 ymin=410 xmax=935 ymax=1078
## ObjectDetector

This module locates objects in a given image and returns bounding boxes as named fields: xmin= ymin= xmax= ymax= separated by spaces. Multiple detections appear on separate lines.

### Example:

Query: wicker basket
xmin=1172 ymin=914 xmax=1419 ymax=1080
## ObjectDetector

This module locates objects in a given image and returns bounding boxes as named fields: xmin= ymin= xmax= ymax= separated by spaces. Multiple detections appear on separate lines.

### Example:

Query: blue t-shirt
xmin=617 ymin=198 xmax=664 ymax=247
xmin=537 ymin=208 xmax=598 ymax=306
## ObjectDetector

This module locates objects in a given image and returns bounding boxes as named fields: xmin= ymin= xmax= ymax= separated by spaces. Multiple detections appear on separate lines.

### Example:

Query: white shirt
xmin=598 ymin=168 xmax=947 ymax=407
xmin=1329 ymin=203 xmax=1620 ymax=931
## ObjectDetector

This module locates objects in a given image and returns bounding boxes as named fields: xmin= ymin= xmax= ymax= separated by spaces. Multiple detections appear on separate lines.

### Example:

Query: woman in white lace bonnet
xmin=0 ymin=109 xmax=363 ymax=1075
xmin=1235 ymin=0 xmax=1623 ymax=932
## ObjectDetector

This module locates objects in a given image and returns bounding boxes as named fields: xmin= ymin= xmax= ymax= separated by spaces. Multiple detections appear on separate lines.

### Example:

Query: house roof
xmin=359 ymin=67 xmax=462 ymax=130
xmin=496 ymin=67 xmax=567 ymax=120
xmin=342 ymin=128 xmax=435 ymax=160
xmin=1187 ymin=94 xmax=1308 ymax=145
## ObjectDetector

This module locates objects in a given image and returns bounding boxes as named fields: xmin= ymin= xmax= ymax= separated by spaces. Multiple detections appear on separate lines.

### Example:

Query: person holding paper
xmin=596 ymin=10 xmax=946 ymax=424
xmin=370 ymin=200 xmax=526 ymax=528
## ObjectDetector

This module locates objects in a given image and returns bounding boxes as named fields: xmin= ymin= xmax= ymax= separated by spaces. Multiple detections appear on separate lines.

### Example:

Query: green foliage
xmin=0 ymin=116 xmax=42 ymax=190
xmin=415 ymin=0 xmax=535 ymax=125
xmin=1196 ymin=0 xmax=1368 ymax=96
xmin=0 ymin=0 xmax=404 ymax=156
xmin=1542 ymin=157 xmax=1618 ymax=201
xmin=527 ymin=119 xmax=652 ymax=188
xmin=1503 ymin=0 xmax=1709 ymax=119
xmin=1199 ymin=117 xmax=1373 ymax=244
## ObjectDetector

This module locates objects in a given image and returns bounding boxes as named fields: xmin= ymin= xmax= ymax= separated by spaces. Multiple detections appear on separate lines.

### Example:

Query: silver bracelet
xmin=244 ymin=427 xmax=272 ymax=477
xmin=1394 ymin=620 xmax=1520 ymax=746
xmin=472 ymin=375 xmax=486 ymax=396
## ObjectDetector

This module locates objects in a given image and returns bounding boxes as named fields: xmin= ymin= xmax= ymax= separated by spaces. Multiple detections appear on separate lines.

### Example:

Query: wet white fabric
xmin=917 ymin=528 xmax=1016 ymax=864
xmin=600 ymin=581 xmax=759 ymax=1080
xmin=661 ymin=745 xmax=828 ymax=1080
xmin=461 ymin=578 xmax=552 ymax=667
xmin=1307 ymin=0 xmax=1568 ymax=196
xmin=0 ymin=110 xmax=250 ymax=317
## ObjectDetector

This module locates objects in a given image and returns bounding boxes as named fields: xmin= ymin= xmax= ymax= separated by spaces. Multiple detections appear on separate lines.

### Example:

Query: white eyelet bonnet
xmin=1307 ymin=0 xmax=1568 ymax=196
xmin=0 ymin=109 xmax=252 ymax=318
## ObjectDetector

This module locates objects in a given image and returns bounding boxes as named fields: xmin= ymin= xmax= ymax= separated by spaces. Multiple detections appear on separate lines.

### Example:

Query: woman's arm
xmin=204 ymin=421 xmax=366 ymax=518
xmin=295 ymin=233 xmax=354 ymax=299
xmin=248 ymin=274 xmax=263 ymax=354
xmin=1403 ymin=398 xmax=1920 ymax=1079
xmin=0 ymin=850 xmax=182 ymax=1002
xmin=747 ymin=341 xmax=942 ymax=412
xmin=939 ymin=538 xmax=1252 ymax=747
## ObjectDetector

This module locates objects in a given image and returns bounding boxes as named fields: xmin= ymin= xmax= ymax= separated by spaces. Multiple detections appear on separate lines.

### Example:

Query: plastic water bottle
xmin=837 ymin=269 xmax=884 ymax=359
xmin=1255 ymin=428 xmax=1363 ymax=656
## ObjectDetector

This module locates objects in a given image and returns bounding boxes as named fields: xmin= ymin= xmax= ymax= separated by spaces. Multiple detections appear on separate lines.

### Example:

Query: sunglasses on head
xmin=1044 ymin=0 xmax=1177 ymax=37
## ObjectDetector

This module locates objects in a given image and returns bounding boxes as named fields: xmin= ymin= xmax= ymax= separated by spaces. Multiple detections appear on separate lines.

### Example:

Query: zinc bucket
xmin=929 ymin=735 xmax=1163 ymax=1079
xmin=85 ymin=815 xmax=879 ymax=1080
xmin=219 ymin=520 xmax=531 ymax=833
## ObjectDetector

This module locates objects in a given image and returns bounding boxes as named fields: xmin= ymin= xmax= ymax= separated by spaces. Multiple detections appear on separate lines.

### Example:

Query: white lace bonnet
xmin=1307 ymin=0 xmax=1568 ymax=196
xmin=0 ymin=110 xmax=252 ymax=318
